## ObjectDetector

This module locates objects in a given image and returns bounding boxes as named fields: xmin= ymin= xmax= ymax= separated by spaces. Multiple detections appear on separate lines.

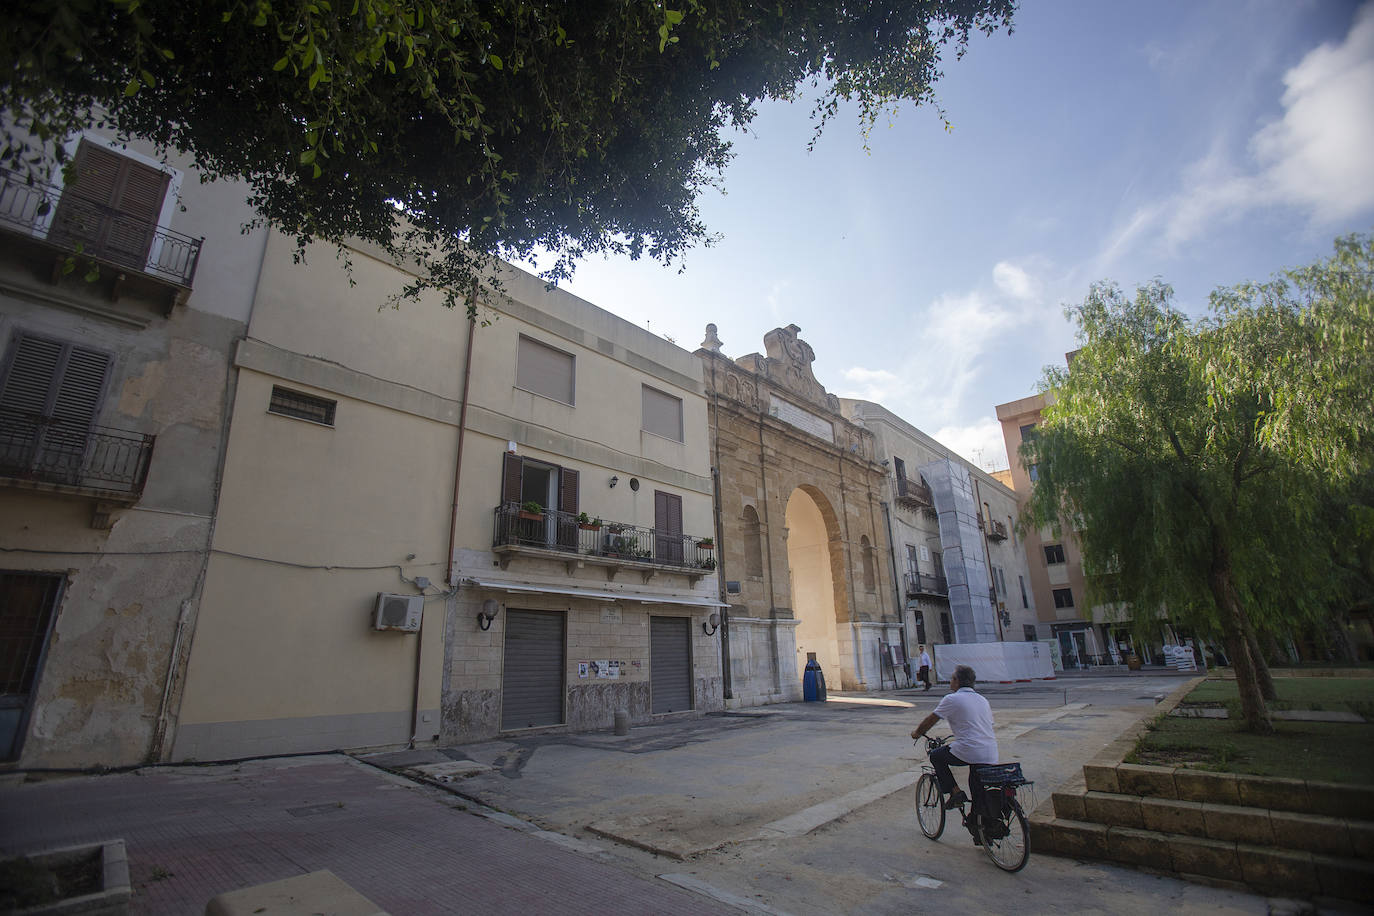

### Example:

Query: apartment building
xmin=0 ymin=128 xmax=266 ymax=768
xmin=169 ymin=233 xmax=724 ymax=761
xmin=840 ymin=399 xmax=1041 ymax=679
xmin=996 ymin=392 xmax=1137 ymax=667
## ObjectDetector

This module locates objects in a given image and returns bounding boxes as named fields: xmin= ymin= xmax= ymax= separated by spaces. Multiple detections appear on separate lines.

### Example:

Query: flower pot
xmin=518 ymin=511 xmax=543 ymax=521
xmin=578 ymin=524 xmax=601 ymax=531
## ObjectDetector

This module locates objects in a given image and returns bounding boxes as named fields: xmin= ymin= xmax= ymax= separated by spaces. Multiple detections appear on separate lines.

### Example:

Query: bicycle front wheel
xmin=978 ymin=797 xmax=1029 ymax=872
xmin=914 ymin=773 xmax=946 ymax=839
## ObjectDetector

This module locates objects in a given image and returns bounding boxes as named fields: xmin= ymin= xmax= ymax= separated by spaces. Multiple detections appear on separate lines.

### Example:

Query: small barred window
xmin=268 ymin=386 xmax=336 ymax=426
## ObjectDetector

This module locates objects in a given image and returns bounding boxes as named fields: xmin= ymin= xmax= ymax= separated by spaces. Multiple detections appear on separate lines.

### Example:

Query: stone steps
xmin=1030 ymin=810 xmax=1374 ymax=901
xmin=1028 ymin=677 xmax=1374 ymax=904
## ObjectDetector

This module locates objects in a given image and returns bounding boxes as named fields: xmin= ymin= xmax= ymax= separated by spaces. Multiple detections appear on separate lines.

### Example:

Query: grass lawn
xmin=1130 ymin=676 xmax=1374 ymax=784
xmin=1182 ymin=676 xmax=1374 ymax=718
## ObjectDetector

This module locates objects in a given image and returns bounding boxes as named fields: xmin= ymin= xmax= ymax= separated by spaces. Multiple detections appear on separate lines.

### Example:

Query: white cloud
xmin=836 ymin=261 xmax=1042 ymax=454
xmin=993 ymin=261 xmax=1037 ymax=300
xmin=933 ymin=417 xmax=1010 ymax=472
xmin=1251 ymin=3 xmax=1374 ymax=220
xmin=1100 ymin=3 xmax=1374 ymax=264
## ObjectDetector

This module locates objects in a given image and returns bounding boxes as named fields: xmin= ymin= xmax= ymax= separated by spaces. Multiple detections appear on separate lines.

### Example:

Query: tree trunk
xmin=1209 ymin=546 xmax=1273 ymax=735
xmin=1243 ymin=625 xmax=1277 ymax=701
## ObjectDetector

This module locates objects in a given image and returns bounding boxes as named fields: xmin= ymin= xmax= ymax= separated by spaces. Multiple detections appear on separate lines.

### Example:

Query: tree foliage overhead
xmin=2 ymin=0 xmax=1015 ymax=310
xmin=1022 ymin=234 xmax=1374 ymax=734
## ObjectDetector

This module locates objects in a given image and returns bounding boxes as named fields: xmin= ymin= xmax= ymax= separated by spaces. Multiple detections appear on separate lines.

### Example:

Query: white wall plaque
xmin=769 ymin=394 xmax=834 ymax=443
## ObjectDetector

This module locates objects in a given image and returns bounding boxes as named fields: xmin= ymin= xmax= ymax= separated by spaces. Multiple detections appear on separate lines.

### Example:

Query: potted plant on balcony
xmin=700 ymin=556 xmax=717 ymax=570
xmin=519 ymin=501 xmax=544 ymax=521
xmin=698 ymin=538 xmax=714 ymax=550
xmin=576 ymin=513 xmax=602 ymax=530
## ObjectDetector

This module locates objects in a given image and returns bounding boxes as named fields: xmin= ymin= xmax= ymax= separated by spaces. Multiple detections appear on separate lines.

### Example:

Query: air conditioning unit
xmin=373 ymin=593 xmax=423 ymax=632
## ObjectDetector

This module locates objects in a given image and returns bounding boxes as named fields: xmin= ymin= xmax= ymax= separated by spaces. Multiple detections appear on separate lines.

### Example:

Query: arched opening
xmin=786 ymin=487 xmax=842 ymax=680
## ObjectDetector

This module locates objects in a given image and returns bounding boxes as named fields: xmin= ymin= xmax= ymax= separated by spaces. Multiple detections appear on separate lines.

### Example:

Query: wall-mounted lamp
xmin=477 ymin=598 xmax=500 ymax=631
xmin=702 ymin=612 xmax=721 ymax=636
xmin=609 ymin=475 xmax=619 ymax=488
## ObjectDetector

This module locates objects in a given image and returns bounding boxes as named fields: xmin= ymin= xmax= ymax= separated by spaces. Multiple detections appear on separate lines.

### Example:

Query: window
xmin=268 ymin=386 xmax=336 ymax=426
xmin=1018 ymin=575 xmax=1029 ymax=609
xmin=995 ymin=566 xmax=1007 ymax=598
xmin=1043 ymin=544 xmax=1066 ymax=565
xmin=1023 ymin=625 xmax=1038 ymax=642
xmin=501 ymin=452 xmax=579 ymax=550
xmin=50 ymin=140 xmax=173 ymax=272
xmin=516 ymin=335 xmax=575 ymax=405
xmin=1019 ymin=423 xmax=1037 ymax=440
xmin=655 ymin=490 xmax=683 ymax=563
xmin=893 ymin=456 xmax=907 ymax=480
xmin=0 ymin=331 xmax=113 ymax=483
xmin=906 ymin=544 xmax=919 ymax=575
xmin=641 ymin=385 xmax=683 ymax=442
xmin=1053 ymin=588 xmax=1074 ymax=609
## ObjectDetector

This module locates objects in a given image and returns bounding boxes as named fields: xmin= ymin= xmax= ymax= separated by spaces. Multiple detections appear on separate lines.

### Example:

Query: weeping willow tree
xmin=1023 ymin=235 xmax=1373 ymax=735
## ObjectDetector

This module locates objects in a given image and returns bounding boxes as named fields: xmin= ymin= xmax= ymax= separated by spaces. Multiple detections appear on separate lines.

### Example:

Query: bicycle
xmin=914 ymin=735 xmax=1032 ymax=872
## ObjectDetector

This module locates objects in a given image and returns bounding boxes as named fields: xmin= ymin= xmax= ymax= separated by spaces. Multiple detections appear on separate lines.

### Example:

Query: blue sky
xmin=540 ymin=0 xmax=1374 ymax=471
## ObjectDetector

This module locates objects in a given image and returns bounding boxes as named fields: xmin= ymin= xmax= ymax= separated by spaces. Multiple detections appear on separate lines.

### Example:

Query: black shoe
xmin=944 ymin=790 xmax=967 ymax=810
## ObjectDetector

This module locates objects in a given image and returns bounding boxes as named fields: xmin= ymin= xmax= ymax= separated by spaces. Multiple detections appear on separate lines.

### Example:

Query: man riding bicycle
xmin=909 ymin=664 xmax=998 ymax=836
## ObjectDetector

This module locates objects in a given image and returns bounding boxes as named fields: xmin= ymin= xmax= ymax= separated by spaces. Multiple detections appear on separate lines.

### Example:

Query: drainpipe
xmin=446 ymin=279 xmax=479 ymax=588
xmin=712 ymin=463 xmax=732 ymax=700
xmin=414 ymin=280 xmax=478 ymax=749
xmin=881 ymin=500 xmax=908 ymax=678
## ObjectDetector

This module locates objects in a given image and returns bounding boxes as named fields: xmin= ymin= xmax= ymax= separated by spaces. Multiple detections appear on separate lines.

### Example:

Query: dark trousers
xmin=930 ymin=745 xmax=987 ymax=822
xmin=917 ymin=665 xmax=930 ymax=689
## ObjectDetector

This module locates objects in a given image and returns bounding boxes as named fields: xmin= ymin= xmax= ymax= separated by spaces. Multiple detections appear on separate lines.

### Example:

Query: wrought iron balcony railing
xmin=986 ymin=519 xmax=1009 ymax=541
xmin=892 ymin=474 xmax=933 ymax=510
xmin=0 ymin=410 xmax=155 ymax=498
xmin=0 ymin=167 xmax=203 ymax=288
xmin=904 ymin=571 xmax=948 ymax=598
xmin=492 ymin=504 xmax=716 ymax=571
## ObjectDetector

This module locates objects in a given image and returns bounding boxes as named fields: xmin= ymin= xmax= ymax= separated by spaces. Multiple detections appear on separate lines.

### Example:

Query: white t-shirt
xmin=932 ymin=687 xmax=999 ymax=764
xmin=918 ymin=651 xmax=931 ymax=667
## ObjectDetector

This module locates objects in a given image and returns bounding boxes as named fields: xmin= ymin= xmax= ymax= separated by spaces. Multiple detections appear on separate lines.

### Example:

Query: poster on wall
xmin=578 ymin=662 xmax=589 ymax=679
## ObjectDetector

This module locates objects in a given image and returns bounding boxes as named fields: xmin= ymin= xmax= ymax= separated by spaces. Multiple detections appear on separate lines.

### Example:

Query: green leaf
xmin=488 ymin=53 xmax=503 ymax=70
xmin=308 ymin=65 xmax=324 ymax=89
xmin=124 ymin=78 xmax=141 ymax=97
xmin=273 ymin=56 xmax=290 ymax=71
xmin=300 ymin=148 xmax=317 ymax=164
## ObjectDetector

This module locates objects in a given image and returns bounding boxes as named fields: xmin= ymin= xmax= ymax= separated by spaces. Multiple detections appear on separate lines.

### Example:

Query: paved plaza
xmin=2 ymin=673 xmax=1364 ymax=914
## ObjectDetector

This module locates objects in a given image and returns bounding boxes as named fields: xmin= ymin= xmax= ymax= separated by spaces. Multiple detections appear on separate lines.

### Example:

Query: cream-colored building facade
xmin=170 ymin=234 xmax=723 ymax=761
xmin=840 ymin=400 xmax=1040 ymax=678
xmin=0 ymin=127 xmax=265 ymax=768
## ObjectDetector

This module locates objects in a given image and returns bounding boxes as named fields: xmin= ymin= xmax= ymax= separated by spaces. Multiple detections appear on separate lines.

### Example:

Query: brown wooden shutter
xmin=502 ymin=452 xmax=523 ymax=505
xmin=558 ymin=467 xmax=578 ymax=515
xmin=654 ymin=490 xmax=683 ymax=564
xmin=0 ymin=332 xmax=112 ymax=478
xmin=50 ymin=140 xmax=170 ymax=269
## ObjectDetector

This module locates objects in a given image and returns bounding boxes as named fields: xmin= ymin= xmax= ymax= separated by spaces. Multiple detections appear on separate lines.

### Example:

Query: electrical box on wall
xmin=373 ymin=593 xmax=423 ymax=632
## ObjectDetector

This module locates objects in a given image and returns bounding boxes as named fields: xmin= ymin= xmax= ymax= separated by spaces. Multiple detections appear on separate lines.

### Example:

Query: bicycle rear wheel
xmin=914 ymin=773 xmax=945 ymax=839
xmin=978 ymin=797 xmax=1029 ymax=872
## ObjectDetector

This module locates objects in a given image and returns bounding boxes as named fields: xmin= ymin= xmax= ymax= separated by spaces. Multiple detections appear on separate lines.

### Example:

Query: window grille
xmin=268 ymin=386 xmax=336 ymax=426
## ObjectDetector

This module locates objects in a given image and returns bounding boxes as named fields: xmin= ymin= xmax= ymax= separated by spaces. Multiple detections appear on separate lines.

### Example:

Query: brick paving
xmin=0 ymin=755 xmax=730 ymax=915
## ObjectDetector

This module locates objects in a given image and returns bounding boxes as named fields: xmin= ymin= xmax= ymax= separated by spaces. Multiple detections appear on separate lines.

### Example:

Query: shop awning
xmin=460 ymin=577 xmax=728 ymax=609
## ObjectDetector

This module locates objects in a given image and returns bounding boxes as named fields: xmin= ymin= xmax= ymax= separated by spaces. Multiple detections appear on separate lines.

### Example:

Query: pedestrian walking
xmin=918 ymin=644 xmax=932 ymax=691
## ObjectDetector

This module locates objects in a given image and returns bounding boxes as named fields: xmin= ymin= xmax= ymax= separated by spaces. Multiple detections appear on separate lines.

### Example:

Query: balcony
xmin=892 ymin=475 xmax=933 ymax=511
xmin=492 ymin=504 xmax=717 ymax=583
xmin=986 ymin=519 xmax=1009 ymax=541
xmin=0 ymin=410 xmax=155 ymax=509
xmin=0 ymin=167 xmax=203 ymax=311
xmin=904 ymin=571 xmax=948 ymax=599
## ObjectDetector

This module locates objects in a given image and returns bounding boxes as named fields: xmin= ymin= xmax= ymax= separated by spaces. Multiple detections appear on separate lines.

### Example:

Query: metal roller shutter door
xmin=501 ymin=609 xmax=565 ymax=730
xmin=650 ymin=616 xmax=692 ymax=714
